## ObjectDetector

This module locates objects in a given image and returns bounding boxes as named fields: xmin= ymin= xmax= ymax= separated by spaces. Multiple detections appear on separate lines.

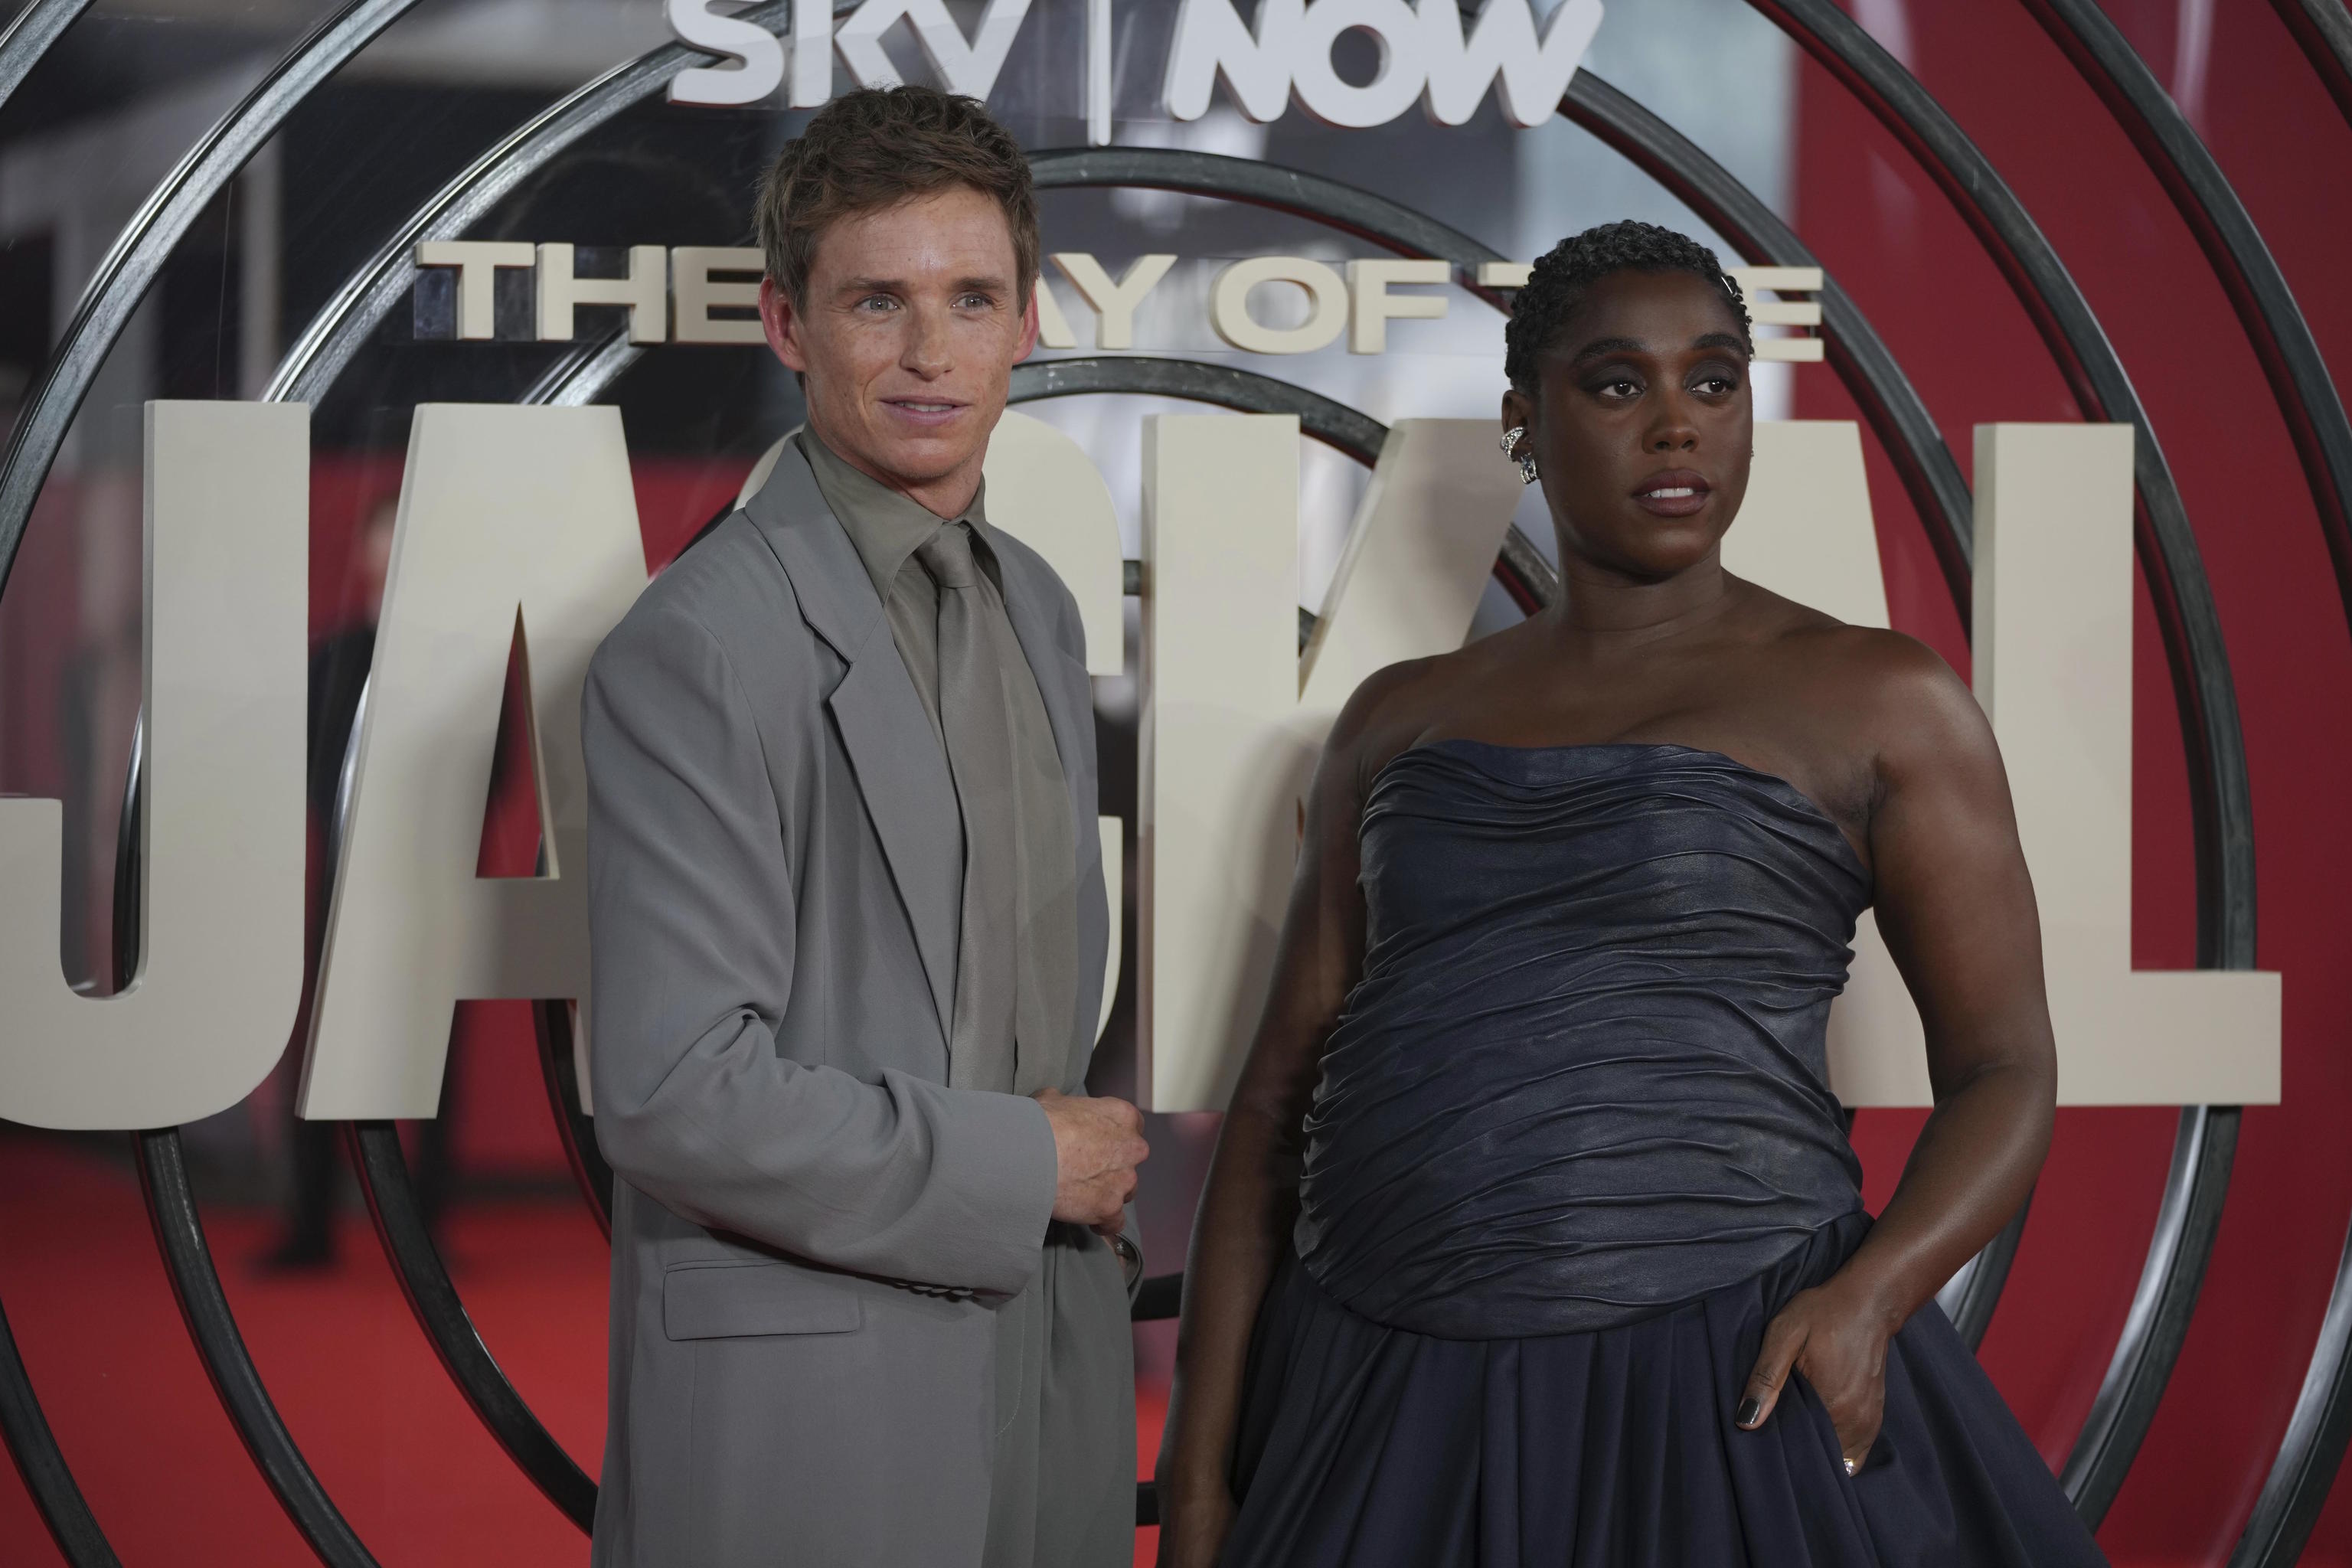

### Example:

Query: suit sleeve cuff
xmin=911 ymin=1076 xmax=1060 ymax=1297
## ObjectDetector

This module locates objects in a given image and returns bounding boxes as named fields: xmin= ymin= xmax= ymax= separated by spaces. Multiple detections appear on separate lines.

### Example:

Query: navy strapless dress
xmin=1223 ymin=742 xmax=2105 ymax=1567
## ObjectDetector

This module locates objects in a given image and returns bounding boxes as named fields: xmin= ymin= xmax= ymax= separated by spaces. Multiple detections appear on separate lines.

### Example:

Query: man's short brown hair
xmin=756 ymin=84 xmax=1040 ymax=306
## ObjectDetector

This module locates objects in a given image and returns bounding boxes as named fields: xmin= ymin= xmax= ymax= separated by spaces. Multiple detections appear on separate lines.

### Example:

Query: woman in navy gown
xmin=1154 ymin=222 xmax=2106 ymax=1567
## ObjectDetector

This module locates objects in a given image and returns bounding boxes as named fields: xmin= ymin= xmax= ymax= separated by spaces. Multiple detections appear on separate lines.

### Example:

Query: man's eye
xmin=857 ymin=296 xmax=897 ymax=312
xmin=956 ymin=292 xmax=993 ymax=310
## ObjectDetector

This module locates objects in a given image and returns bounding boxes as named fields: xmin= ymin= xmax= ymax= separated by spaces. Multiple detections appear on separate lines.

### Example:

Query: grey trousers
xmin=983 ymin=1223 xmax=1137 ymax=1567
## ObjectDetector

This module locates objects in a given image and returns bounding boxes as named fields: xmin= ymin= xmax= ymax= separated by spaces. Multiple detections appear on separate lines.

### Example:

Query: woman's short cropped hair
xmin=1503 ymin=220 xmax=1753 ymax=394
xmin=755 ymin=83 xmax=1040 ymax=305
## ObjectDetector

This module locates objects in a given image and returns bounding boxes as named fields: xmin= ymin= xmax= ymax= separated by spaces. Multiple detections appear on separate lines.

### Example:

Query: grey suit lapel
xmin=744 ymin=446 xmax=961 ymax=1041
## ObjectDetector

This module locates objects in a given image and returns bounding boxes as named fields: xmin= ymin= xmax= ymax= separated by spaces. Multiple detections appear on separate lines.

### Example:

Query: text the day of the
xmin=410 ymin=242 xmax=1828 ymax=362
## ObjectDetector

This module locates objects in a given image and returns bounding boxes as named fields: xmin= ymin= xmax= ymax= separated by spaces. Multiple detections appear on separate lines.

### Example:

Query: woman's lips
xmin=1632 ymin=469 xmax=1710 ymax=518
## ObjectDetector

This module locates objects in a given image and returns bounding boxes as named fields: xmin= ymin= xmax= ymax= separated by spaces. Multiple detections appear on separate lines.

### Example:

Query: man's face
xmin=761 ymin=185 xmax=1037 ymax=513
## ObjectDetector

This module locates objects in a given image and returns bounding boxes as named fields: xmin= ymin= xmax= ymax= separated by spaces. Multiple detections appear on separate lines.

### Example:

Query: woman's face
xmin=1503 ymin=269 xmax=1754 ymax=583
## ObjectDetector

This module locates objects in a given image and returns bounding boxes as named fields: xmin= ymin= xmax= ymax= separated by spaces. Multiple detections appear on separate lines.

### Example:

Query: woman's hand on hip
xmin=1735 ymin=1274 xmax=1896 ymax=1475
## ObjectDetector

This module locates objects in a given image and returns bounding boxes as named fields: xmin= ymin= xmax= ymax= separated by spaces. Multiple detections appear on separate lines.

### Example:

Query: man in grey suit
xmin=582 ymin=85 xmax=1148 ymax=1566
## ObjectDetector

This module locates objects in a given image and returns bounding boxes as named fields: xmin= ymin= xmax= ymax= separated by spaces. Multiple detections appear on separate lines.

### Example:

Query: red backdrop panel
xmin=1793 ymin=2 xmax=2352 ymax=1560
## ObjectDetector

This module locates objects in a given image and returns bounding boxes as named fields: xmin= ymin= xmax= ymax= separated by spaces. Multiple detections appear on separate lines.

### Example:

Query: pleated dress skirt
xmin=1222 ymin=1215 xmax=2109 ymax=1568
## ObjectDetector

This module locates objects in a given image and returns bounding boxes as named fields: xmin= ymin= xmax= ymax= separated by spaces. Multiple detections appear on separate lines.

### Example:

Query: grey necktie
xmin=916 ymin=521 xmax=1020 ymax=1094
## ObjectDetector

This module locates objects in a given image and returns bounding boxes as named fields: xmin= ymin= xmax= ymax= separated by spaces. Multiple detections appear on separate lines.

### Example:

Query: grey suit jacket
xmin=581 ymin=443 xmax=1114 ymax=1566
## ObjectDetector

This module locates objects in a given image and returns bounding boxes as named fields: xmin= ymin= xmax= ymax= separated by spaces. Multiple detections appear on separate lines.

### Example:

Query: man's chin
xmin=858 ymin=423 xmax=993 ymax=481
xmin=876 ymin=442 xmax=975 ymax=482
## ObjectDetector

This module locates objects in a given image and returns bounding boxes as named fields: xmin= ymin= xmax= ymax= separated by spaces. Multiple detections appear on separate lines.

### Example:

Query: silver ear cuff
xmin=1500 ymin=426 xmax=1537 ymax=485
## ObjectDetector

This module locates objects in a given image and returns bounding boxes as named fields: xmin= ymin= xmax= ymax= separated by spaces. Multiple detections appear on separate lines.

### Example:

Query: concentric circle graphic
xmin=0 ymin=5 xmax=2346 ymax=1566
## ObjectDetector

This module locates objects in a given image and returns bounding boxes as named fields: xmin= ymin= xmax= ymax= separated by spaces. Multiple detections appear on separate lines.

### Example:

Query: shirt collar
xmin=795 ymin=426 xmax=992 ymax=604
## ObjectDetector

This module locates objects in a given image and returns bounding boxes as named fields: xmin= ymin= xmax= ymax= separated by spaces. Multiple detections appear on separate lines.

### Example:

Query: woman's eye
xmin=1593 ymin=377 xmax=1639 ymax=399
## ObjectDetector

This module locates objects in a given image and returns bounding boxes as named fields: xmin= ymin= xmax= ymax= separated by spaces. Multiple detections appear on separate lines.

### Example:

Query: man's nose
xmin=902 ymin=302 xmax=953 ymax=377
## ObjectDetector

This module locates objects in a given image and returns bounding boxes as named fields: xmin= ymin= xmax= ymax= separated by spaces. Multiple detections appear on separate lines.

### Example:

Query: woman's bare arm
xmin=1740 ymin=638 xmax=2057 ymax=1466
xmin=1153 ymin=671 xmax=1408 ymax=1566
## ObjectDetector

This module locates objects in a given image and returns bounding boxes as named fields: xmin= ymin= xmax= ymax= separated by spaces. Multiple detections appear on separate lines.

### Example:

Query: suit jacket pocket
xmin=662 ymin=1260 xmax=864 ymax=1341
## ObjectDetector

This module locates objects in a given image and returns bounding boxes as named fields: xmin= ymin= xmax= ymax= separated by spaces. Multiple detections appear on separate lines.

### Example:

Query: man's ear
xmin=761 ymin=276 xmax=808 ymax=374
xmin=1013 ymin=277 xmax=1040 ymax=364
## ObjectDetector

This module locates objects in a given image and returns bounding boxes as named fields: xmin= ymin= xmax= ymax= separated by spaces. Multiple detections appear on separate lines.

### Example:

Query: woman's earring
xmin=1500 ymin=426 xmax=1537 ymax=485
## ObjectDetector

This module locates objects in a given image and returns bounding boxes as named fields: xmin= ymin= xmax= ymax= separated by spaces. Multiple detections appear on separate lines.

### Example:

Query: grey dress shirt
xmin=795 ymin=429 xmax=1080 ymax=1100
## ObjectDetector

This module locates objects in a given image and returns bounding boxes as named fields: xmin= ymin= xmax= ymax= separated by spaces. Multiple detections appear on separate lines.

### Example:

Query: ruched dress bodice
xmin=1294 ymin=740 xmax=1870 ymax=1338
xmin=1228 ymin=739 xmax=2111 ymax=1568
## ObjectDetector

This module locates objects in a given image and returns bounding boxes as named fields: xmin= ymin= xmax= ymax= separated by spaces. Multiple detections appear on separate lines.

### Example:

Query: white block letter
xmin=1210 ymin=256 xmax=1348 ymax=354
xmin=298 ymin=405 xmax=649 ymax=1119
xmin=836 ymin=0 xmax=1032 ymax=99
xmin=1086 ymin=0 xmax=1114 ymax=145
xmin=1053 ymin=253 xmax=1177 ymax=351
xmin=1141 ymin=416 xmax=1522 ymax=1109
xmin=1164 ymin=0 xmax=1302 ymax=122
xmin=537 ymin=243 xmax=669 ymax=344
xmin=1805 ymin=422 xmax=2278 ymax=1106
xmin=1346 ymin=258 xmax=1449 ymax=352
xmin=1291 ymin=0 xmax=1423 ymax=129
xmin=672 ymin=246 xmax=766 ymax=345
xmin=1033 ymin=278 xmax=1077 ymax=349
xmin=792 ymin=0 xmax=834 ymax=105
xmin=982 ymin=410 xmax=1125 ymax=678
xmin=414 ymin=241 xmax=534 ymax=341
xmin=668 ymin=0 xmax=786 ymax=105
xmin=1420 ymin=0 xmax=1604 ymax=129
xmin=0 ymin=403 xmax=307 ymax=1129
xmin=1141 ymin=416 xmax=1299 ymax=1113
xmin=1968 ymin=425 xmax=2278 ymax=1105
xmin=1727 ymin=266 xmax=1827 ymax=364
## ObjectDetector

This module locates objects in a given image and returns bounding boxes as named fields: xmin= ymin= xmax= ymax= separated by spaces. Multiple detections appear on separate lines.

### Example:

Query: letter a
xmin=1140 ymin=416 xmax=1522 ymax=1109
xmin=298 ymin=404 xmax=647 ymax=1119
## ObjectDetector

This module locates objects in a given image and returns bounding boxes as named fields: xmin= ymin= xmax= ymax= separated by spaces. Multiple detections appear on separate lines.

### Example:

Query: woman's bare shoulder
xmin=1737 ymin=578 xmax=1962 ymax=701
xmin=1759 ymin=605 xmax=1999 ymax=792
